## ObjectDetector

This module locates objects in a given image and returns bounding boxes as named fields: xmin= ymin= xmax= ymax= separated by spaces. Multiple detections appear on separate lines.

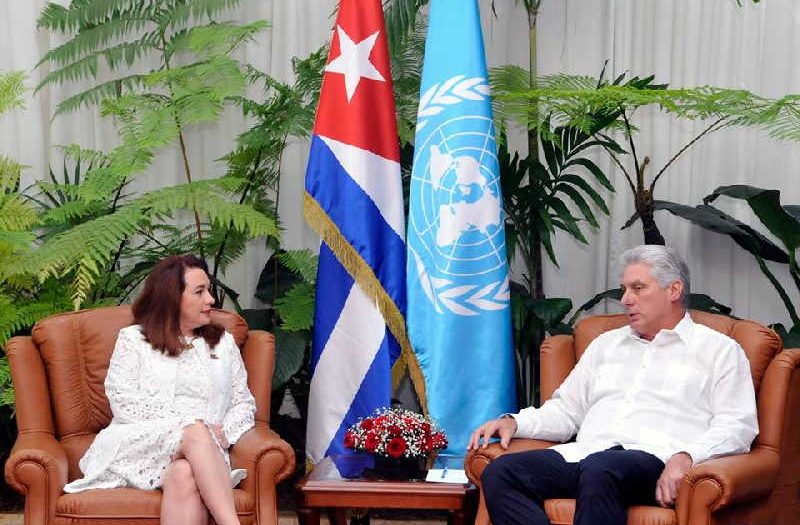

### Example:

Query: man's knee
xmin=577 ymin=454 xmax=618 ymax=491
xmin=481 ymin=454 xmax=519 ymax=496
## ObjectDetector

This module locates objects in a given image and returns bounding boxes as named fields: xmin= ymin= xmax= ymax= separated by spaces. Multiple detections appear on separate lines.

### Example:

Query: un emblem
xmin=409 ymin=94 xmax=510 ymax=317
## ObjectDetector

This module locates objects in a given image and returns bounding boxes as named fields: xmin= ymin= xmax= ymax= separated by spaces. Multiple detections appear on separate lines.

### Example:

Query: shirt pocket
xmin=661 ymin=364 xmax=708 ymax=403
xmin=592 ymin=363 xmax=628 ymax=401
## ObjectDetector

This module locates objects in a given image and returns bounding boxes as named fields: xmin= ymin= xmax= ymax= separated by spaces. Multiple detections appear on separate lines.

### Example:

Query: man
xmin=468 ymin=245 xmax=758 ymax=525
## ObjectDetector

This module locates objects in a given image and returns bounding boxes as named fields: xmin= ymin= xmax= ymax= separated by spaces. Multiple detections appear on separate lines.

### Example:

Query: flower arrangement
xmin=344 ymin=407 xmax=448 ymax=459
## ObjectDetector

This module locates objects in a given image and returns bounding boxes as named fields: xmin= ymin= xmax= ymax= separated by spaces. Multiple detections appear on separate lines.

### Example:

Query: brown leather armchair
xmin=4 ymin=305 xmax=296 ymax=525
xmin=465 ymin=311 xmax=800 ymax=525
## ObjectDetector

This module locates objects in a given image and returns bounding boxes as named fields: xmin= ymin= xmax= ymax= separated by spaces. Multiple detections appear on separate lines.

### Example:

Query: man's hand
xmin=467 ymin=416 xmax=517 ymax=451
xmin=656 ymin=452 xmax=693 ymax=507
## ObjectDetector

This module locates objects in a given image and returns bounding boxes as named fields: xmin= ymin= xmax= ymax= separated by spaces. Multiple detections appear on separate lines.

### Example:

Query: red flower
xmin=344 ymin=408 xmax=448 ymax=458
xmin=364 ymin=432 xmax=380 ymax=452
xmin=386 ymin=437 xmax=407 ymax=458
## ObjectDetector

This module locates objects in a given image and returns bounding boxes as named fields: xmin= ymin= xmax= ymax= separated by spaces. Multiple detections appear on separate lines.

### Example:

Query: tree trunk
xmin=636 ymin=189 xmax=665 ymax=245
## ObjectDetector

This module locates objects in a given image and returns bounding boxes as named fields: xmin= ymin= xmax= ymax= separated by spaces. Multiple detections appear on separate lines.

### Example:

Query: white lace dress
xmin=64 ymin=325 xmax=256 ymax=493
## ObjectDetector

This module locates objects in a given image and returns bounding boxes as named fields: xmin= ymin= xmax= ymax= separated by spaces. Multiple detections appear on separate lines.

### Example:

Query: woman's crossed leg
xmin=161 ymin=422 xmax=238 ymax=525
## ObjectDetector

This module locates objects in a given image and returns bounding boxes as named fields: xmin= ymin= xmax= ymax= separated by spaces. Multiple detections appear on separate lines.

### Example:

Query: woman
xmin=64 ymin=255 xmax=256 ymax=525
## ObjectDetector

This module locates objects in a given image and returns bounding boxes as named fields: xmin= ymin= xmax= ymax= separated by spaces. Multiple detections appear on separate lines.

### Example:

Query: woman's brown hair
xmin=132 ymin=254 xmax=224 ymax=356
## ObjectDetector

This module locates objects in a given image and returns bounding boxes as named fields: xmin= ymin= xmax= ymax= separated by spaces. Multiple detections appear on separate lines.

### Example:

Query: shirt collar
xmin=625 ymin=311 xmax=694 ymax=344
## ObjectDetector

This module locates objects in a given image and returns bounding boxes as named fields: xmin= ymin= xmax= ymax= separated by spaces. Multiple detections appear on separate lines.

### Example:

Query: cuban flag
xmin=406 ymin=0 xmax=517 ymax=455
xmin=304 ymin=0 xmax=421 ymax=471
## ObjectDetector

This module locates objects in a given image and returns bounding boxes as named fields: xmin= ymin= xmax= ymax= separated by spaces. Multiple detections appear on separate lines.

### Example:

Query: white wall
xmin=2 ymin=0 xmax=799 ymax=329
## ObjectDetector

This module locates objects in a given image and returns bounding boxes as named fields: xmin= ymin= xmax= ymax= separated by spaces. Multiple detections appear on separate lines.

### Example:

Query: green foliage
xmin=274 ymin=283 xmax=315 ymax=332
xmin=0 ymin=72 xmax=71 ymax=407
xmin=383 ymin=0 xmax=428 ymax=58
xmin=29 ymin=0 xmax=280 ymax=308
xmin=391 ymin=21 xmax=426 ymax=143
xmin=253 ymin=248 xmax=318 ymax=392
xmin=659 ymin=185 xmax=800 ymax=346
xmin=0 ymin=71 xmax=25 ymax=114
xmin=494 ymin=67 xmax=800 ymax=244
xmin=499 ymin=118 xmax=618 ymax=406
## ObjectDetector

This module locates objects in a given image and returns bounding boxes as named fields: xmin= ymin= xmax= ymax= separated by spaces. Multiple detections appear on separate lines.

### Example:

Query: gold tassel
xmin=304 ymin=192 xmax=429 ymax=414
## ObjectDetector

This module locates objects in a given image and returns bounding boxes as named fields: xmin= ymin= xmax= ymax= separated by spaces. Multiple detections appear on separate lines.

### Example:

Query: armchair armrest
xmin=676 ymin=448 xmax=780 ymax=525
xmin=5 ymin=431 xmax=68 ymax=525
xmin=466 ymin=438 xmax=558 ymax=485
xmin=230 ymin=424 xmax=295 ymax=525
xmin=230 ymin=423 xmax=295 ymax=486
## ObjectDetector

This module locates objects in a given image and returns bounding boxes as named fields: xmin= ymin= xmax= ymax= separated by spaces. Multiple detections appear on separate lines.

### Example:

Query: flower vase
xmin=372 ymin=455 xmax=427 ymax=480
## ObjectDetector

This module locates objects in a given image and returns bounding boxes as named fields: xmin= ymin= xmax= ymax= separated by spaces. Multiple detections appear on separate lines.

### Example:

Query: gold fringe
xmin=304 ymin=192 xmax=429 ymax=414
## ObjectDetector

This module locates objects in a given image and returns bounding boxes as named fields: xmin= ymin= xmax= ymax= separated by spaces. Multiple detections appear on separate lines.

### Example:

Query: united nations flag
xmin=406 ymin=0 xmax=517 ymax=456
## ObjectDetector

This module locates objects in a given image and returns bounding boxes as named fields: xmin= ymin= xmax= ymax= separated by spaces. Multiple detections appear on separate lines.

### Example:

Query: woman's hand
xmin=209 ymin=424 xmax=229 ymax=449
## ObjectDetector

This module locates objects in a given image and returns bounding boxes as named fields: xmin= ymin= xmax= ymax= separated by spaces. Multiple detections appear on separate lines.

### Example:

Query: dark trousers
xmin=481 ymin=446 xmax=665 ymax=525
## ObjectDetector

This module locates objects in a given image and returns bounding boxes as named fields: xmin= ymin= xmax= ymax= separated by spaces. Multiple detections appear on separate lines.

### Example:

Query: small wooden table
xmin=296 ymin=476 xmax=478 ymax=525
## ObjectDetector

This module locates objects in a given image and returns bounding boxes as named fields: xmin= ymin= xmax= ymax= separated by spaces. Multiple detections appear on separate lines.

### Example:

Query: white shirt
xmin=512 ymin=313 xmax=758 ymax=465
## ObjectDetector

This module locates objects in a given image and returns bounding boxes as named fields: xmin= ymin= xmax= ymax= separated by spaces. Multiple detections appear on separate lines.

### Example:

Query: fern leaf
xmin=277 ymin=249 xmax=318 ymax=285
xmin=0 ymin=231 xmax=35 ymax=255
xmin=143 ymin=184 xmax=279 ymax=238
xmin=54 ymin=74 xmax=147 ymax=114
xmin=160 ymin=0 xmax=246 ymax=30
xmin=39 ymin=16 xmax=152 ymax=69
xmin=101 ymin=94 xmax=180 ymax=150
xmin=39 ymin=199 xmax=99 ymax=226
xmin=0 ymin=71 xmax=26 ymax=114
xmin=37 ymin=54 xmax=99 ymax=89
xmin=0 ymin=293 xmax=69 ymax=346
xmin=59 ymin=144 xmax=110 ymax=165
xmin=11 ymin=205 xmax=145 ymax=298
xmin=37 ymin=3 xmax=72 ymax=32
xmin=0 ymin=156 xmax=24 ymax=193
xmin=274 ymin=282 xmax=315 ymax=332
xmin=0 ymin=195 xmax=39 ymax=232
xmin=39 ymin=1 xmax=157 ymax=32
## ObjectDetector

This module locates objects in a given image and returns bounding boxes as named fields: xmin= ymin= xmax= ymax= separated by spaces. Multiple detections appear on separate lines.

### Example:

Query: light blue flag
xmin=406 ymin=0 xmax=517 ymax=456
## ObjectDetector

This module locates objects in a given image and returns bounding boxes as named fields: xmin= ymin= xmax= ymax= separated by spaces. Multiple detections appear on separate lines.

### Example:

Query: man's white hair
xmin=620 ymin=245 xmax=690 ymax=306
